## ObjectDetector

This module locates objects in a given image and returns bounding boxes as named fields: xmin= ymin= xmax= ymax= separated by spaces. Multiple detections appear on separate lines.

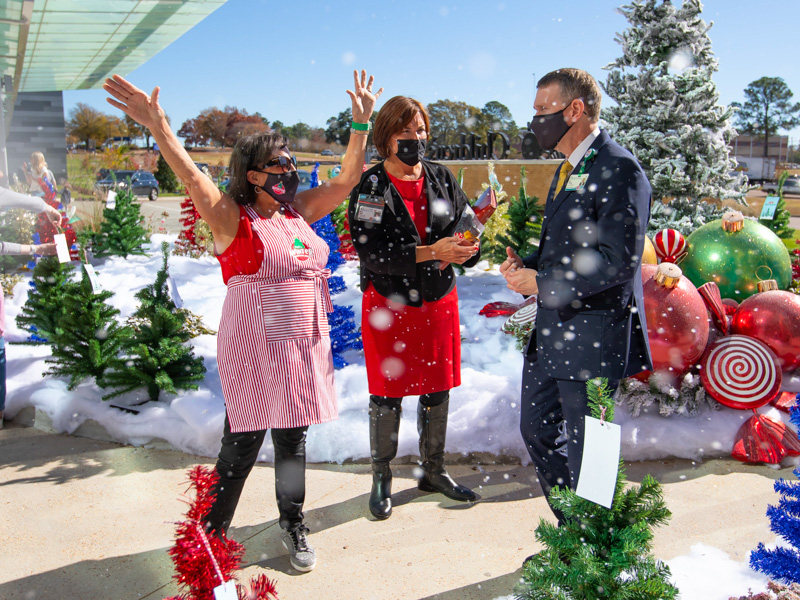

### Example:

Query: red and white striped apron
xmin=217 ymin=205 xmax=337 ymax=432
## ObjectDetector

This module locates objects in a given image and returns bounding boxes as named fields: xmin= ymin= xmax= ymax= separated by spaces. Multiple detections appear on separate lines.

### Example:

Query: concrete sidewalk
xmin=0 ymin=420 xmax=788 ymax=600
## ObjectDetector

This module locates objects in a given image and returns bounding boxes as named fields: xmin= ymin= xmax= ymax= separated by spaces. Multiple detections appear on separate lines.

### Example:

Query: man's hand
xmin=504 ymin=266 xmax=539 ymax=296
xmin=499 ymin=246 xmax=523 ymax=277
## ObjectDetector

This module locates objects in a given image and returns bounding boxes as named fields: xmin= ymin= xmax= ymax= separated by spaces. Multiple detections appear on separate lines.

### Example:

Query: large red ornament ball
xmin=731 ymin=290 xmax=800 ymax=371
xmin=641 ymin=263 xmax=710 ymax=376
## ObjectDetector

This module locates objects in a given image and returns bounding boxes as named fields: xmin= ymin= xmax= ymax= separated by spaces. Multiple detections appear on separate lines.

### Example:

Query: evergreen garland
xmin=45 ymin=266 xmax=132 ymax=389
xmin=759 ymin=172 xmax=795 ymax=240
xmin=102 ymin=242 xmax=206 ymax=403
xmin=603 ymin=0 xmax=747 ymax=205
xmin=751 ymin=405 xmax=800 ymax=584
xmin=92 ymin=184 xmax=151 ymax=258
xmin=154 ymin=153 xmax=180 ymax=194
xmin=517 ymin=378 xmax=677 ymax=600
xmin=16 ymin=256 xmax=75 ymax=343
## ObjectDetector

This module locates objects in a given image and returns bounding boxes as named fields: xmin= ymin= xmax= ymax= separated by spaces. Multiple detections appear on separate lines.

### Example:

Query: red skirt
xmin=362 ymin=283 xmax=461 ymax=397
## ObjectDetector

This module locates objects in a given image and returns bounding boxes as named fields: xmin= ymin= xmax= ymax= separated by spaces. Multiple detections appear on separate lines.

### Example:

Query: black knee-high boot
xmin=368 ymin=399 xmax=401 ymax=519
xmin=417 ymin=398 xmax=476 ymax=502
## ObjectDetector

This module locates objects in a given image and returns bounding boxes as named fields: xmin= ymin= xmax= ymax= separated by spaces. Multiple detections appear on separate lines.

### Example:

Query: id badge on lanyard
xmin=356 ymin=194 xmax=384 ymax=223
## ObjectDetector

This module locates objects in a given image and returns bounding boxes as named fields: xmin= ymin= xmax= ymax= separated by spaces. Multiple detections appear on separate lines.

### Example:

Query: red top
xmin=216 ymin=204 xmax=301 ymax=284
xmin=387 ymin=172 xmax=428 ymax=244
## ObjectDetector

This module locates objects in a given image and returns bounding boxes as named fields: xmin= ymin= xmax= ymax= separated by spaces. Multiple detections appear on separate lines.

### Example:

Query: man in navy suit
xmin=501 ymin=68 xmax=653 ymax=527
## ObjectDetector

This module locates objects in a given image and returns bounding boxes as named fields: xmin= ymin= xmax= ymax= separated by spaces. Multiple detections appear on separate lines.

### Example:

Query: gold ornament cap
xmin=757 ymin=279 xmax=779 ymax=292
xmin=655 ymin=262 xmax=682 ymax=289
xmin=722 ymin=211 xmax=744 ymax=233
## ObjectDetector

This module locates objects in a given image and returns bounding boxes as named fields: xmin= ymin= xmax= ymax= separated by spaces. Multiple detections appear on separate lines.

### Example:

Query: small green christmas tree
xmin=154 ymin=153 xmax=180 ymax=194
xmin=102 ymin=243 xmax=206 ymax=403
xmin=92 ymin=184 xmax=151 ymax=258
xmin=760 ymin=172 xmax=795 ymax=240
xmin=16 ymin=256 xmax=75 ymax=343
xmin=46 ymin=265 xmax=132 ymax=388
xmin=497 ymin=167 xmax=543 ymax=263
xmin=516 ymin=378 xmax=677 ymax=600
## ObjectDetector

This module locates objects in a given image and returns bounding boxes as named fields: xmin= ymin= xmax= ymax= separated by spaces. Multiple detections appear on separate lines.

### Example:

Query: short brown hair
xmin=226 ymin=131 xmax=288 ymax=206
xmin=373 ymin=96 xmax=431 ymax=159
xmin=538 ymin=68 xmax=602 ymax=122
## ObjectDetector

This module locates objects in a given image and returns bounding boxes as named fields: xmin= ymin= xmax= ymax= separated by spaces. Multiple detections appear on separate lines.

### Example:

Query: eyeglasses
xmin=259 ymin=155 xmax=297 ymax=173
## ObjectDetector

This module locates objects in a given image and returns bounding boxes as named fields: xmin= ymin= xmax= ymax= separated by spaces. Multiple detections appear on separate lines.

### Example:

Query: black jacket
xmin=348 ymin=160 xmax=480 ymax=307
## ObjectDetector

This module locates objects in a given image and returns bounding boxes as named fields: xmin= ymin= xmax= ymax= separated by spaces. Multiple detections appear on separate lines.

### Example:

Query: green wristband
xmin=351 ymin=121 xmax=370 ymax=131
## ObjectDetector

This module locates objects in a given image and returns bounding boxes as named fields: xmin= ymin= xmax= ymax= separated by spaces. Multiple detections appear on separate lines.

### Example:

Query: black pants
xmin=519 ymin=354 xmax=618 ymax=524
xmin=205 ymin=415 xmax=308 ymax=534
xmin=370 ymin=390 xmax=449 ymax=410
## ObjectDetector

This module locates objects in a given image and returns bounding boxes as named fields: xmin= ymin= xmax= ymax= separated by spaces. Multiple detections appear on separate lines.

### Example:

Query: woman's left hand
xmin=347 ymin=70 xmax=383 ymax=123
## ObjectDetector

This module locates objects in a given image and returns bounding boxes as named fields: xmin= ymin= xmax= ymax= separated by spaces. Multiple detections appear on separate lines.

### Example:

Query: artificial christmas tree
xmin=46 ymin=266 xmax=132 ymax=388
xmin=92 ymin=184 xmax=151 ymax=258
xmin=16 ymin=256 xmax=75 ymax=343
xmin=102 ymin=243 xmax=206 ymax=402
xmin=517 ymin=378 xmax=677 ymax=600
xmin=173 ymin=197 xmax=213 ymax=257
xmin=603 ymin=0 xmax=747 ymax=205
xmin=495 ymin=166 xmax=543 ymax=265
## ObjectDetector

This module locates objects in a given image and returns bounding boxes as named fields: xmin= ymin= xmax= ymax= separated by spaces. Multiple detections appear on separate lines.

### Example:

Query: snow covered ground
xmin=4 ymin=234 xmax=792 ymax=598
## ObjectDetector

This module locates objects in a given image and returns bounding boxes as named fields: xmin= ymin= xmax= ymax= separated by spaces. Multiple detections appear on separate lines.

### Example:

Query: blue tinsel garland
xmin=750 ymin=396 xmax=800 ymax=583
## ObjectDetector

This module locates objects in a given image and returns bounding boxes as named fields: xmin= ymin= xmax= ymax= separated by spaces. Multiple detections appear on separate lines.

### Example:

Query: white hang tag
xmin=575 ymin=415 xmax=621 ymax=509
xmin=167 ymin=275 xmax=183 ymax=308
xmin=54 ymin=233 xmax=71 ymax=263
xmin=213 ymin=580 xmax=238 ymax=600
xmin=83 ymin=263 xmax=102 ymax=293
xmin=106 ymin=190 xmax=117 ymax=209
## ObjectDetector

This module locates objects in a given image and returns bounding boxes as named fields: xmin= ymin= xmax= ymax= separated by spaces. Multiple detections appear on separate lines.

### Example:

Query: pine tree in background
xmin=92 ymin=184 xmax=151 ymax=258
xmin=102 ymin=243 xmax=206 ymax=403
xmin=16 ymin=256 xmax=75 ymax=343
xmin=46 ymin=266 xmax=132 ymax=388
xmin=750 ymin=404 xmax=800 ymax=584
xmin=496 ymin=167 xmax=543 ymax=264
xmin=759 ymin=172 xmax=795 ymax=240
xmin=517 ymin=378 xmax=677 ymax=600
xmin=154 ymin=153 xmax=180 ymax=193
xmin=603 ymin=0 xmax=747 ymax=205
xmin=309 ymin=174 xmax=362 ymax=368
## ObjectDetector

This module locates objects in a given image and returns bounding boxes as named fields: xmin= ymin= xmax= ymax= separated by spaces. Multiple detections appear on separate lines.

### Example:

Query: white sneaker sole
xmin=281 ymin=537 xmax=316 ymax=572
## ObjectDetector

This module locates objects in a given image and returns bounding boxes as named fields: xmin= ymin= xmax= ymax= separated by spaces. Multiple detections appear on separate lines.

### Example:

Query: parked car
xmin=219 ymin=169 xmax=312 ymax=195
xmin=762 ymin=177 xmax=800 ymax=196
xmin=320 ymin=149 xmax=335 ymax=156
xmin=94 ymin=170 xmax=160 ymax=201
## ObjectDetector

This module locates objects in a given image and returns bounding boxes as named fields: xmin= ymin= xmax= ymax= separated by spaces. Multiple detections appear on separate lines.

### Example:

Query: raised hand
xmin=347 ymin=69 xmax=383 ymax=124
xmin=500 ymin=246 xmax=524 ymax=277
xmin=103 ymin=75 xmax=165 ymax=130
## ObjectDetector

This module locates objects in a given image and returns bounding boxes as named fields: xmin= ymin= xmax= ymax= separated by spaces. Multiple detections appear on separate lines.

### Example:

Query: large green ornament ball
xmin=681 ymin=218 xmax=791 ymax=300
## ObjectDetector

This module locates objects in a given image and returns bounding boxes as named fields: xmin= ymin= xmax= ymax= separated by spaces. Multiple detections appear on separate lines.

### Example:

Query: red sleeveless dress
xmin=361 ymin=174 xmax=461 ymax=397
xmin=216 ymin=204 xmax=337 ymax=432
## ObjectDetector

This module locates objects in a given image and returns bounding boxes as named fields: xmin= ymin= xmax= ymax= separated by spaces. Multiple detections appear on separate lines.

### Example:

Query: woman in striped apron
xmin=104 ymin=70 xmax=382 ymax=573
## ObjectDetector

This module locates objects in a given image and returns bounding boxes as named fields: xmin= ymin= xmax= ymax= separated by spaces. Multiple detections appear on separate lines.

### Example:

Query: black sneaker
xmin=281 ymin=524 xmax=316 ymax=572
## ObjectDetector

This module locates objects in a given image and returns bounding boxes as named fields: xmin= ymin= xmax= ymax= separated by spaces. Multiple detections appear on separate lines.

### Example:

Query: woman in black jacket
xmin=348 ymin=96 xmax=480 ymax=520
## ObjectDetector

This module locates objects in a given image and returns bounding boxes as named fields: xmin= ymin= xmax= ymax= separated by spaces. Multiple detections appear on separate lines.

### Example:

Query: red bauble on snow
xmin=641 ymin=263 xmax=710 ymax=377
xmin=731 ymin=284 xmax=800 ymax=371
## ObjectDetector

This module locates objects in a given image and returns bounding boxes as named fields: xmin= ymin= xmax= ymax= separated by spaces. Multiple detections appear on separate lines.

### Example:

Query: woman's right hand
xmin=103 ymin=75 xmax=165 ymax=130
xmin=429 ymin=236 xmax=479 ymax=265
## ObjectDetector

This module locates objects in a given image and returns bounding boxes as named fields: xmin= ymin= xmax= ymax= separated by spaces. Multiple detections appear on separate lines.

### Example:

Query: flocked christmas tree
xmin=308 ymin=163 xmax=363 ymax=367
xmin=102 ymin=242 xmax=206 ymax=403
xmin=603 ymin=0 xmax=747 ymax=205
xmin=46 ymin=264 xmax=132 ymax=389
xmin=92 ymin=183 xmax=151 ymax=258
xmin=750 ymin=402 xmax=800 ymax=584
xmin=517 ymin=378 xmax=678 ymax=600
xmin=16 ymin=256 xmax=75 ymax=343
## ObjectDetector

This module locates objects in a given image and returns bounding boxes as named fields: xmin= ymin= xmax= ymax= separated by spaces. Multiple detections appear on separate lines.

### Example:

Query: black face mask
xmin=395 ymin=139 xmax=426 ymax=166
xmin=528 ymin=107 xmax=572 ymax=151
xmin=258 ymin=170 xmax=299 ymax=204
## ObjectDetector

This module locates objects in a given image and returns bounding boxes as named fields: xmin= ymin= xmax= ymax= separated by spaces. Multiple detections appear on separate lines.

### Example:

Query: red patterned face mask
xmin=258 ymin=170 xmax=299 ymax=204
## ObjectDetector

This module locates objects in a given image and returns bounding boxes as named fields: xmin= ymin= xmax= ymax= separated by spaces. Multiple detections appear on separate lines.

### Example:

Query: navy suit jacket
xmin=522 ymin=129 xmax=653 ymax=381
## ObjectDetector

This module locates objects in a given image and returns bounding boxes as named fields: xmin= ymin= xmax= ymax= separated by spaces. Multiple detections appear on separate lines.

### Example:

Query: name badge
xmin=356 ymin=194 xmax=384 ymax=223
xmin=565 ymin=174 xmax=589 ymax=192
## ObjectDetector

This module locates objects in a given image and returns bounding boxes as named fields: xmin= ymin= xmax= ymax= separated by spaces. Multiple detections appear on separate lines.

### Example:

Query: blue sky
xmin=64 ymin=0 xmax=800 ymax=145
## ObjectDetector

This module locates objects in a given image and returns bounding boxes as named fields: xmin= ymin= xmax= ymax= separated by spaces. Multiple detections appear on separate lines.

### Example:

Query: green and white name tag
xmin=356 ymin=194 xmax=384 ymax=223
xmin=565 ymin=174 xmax=589 ymax=192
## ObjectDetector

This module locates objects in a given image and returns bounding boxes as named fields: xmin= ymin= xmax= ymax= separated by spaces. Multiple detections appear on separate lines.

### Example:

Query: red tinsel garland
xmin=164 ymin=465 xmax=278 ymax=600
